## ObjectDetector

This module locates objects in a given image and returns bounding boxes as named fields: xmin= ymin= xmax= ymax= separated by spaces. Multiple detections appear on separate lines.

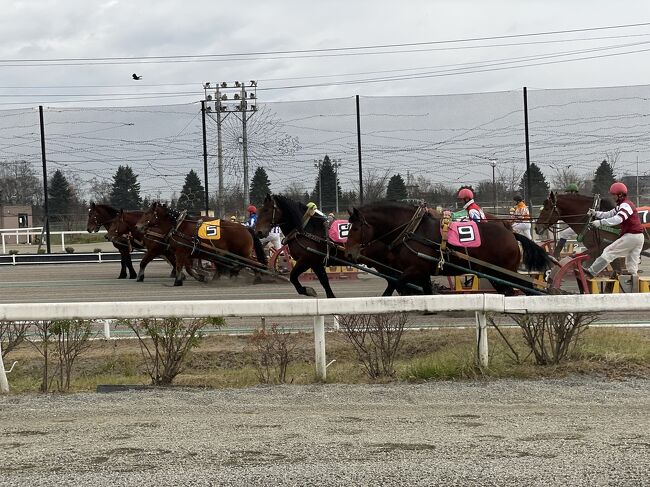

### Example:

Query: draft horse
xmin=136 ymin=202 xmax=267 ymax=286
xmin=535 ymin=191 xmax=649 ymax=265
xmin=87 ymin=202 xmax=148 ymax=279
xmin=256 ymin=194 xmax=339 ymax=298
xmin=106 ymin=209 xmax=209 ymax=282
xmin=344 ymin=201 xmax=551 ymax=296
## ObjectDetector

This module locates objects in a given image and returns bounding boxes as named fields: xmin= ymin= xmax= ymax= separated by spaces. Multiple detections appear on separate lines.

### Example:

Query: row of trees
xmin=0 ymin=156 xmax=626 ymax=229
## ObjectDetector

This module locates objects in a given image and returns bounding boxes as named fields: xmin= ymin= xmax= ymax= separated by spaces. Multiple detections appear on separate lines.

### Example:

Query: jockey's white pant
xmin=599 ymin=232 xmax=644 ymax=275
xmin=512 ymin=221 xmax=532 ymax=240
xmin=260 ymin=234 xmax=283 ymax=251
xmin=558 ymin=225 xmax=577 ymax=240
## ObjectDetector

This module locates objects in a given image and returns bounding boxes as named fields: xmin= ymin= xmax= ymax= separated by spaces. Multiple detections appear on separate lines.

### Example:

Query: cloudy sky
xmin=2 ymin=1 xmax=650 ymax=106
xmin=2 ymin=1 xmax=650 ymax=204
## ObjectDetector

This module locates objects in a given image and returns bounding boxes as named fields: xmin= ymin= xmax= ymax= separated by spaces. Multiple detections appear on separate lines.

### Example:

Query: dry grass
xmin=3 ymin=326 xmax=650 ymax=393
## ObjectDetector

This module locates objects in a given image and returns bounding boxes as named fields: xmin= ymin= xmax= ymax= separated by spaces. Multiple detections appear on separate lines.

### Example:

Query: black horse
xmin=256 ymin=194 xmax=338 ymax=298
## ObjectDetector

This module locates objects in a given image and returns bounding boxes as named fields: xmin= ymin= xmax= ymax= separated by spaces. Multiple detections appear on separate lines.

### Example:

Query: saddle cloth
xmin=447 ymin=221 xmax=481 ymax=248
xmin=197 ymin=219 xmax=222 ymax=240
xmin=327 ymin=220 xmax=351 ymax=244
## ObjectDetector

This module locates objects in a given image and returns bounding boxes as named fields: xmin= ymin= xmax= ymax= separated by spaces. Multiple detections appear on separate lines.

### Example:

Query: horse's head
xmin=136 ymin=201 xmax=162 ymax=232
xmin=87 ymin=202 xmax=101 ymax=233
xmin=535 ymin=191 xmax=560 ymax=235
xmin=105 ymin=209 xmax=130 ymax=241
xmin=344 ymin=207 xmax=373 ymax=262
xmin=256 ymin=194 xmax=281 ymax=238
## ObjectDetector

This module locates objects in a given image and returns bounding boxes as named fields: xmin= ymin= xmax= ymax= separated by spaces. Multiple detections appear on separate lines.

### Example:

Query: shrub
xmin=65 ymin=247 xmax=75 ymax=254
xmin=339 ymin=312 xmax=407 ymax=379
xmin=94 ymin=248 xmax=102 ymax=253
xmin=117 ymin=317 xmax=223 ymax=385
xmin=37 ymin=248 xmax=45 ymax=254
xmin=248 ymin=324 xmax=299 ymax=384
xmin=8 ymin=250 xmax=18 ymax=255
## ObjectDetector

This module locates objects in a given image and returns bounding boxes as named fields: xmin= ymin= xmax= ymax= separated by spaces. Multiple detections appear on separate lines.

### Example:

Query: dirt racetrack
xmin=1 ymin=378 xmax=649 ymax=486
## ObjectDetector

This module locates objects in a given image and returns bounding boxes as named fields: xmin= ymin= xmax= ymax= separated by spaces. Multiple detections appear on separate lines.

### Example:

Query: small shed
xmin=0 ymin=205 xmax=33 ymax=244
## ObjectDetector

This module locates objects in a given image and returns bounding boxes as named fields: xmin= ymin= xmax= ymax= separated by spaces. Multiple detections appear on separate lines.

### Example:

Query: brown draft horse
xmin=106 ymin=209 xmax=209 ymax=282
xmin=256 ymin=194 xmax=339 ymax=298
xmin=344 ymin=201 xmax=551 ymax=296
xmin=136 ymin=202 xmax=267 ymax=286
xmin=87 ymin=203 xmax=149 ymax=279
xmin=535 ymin=192 xmax=649 ymax=265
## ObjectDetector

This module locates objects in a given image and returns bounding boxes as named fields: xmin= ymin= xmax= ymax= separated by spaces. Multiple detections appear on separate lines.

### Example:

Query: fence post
xmin=475 ymin=311 xmax=489 ymax=368
xmin=0 ymin=340 xmax=9 ymax=393
xmin=313 ymin=315 xmax=326 ymax=380
xmin=61 ymin=233 xmax=65 ymax=252
xmin=103 ymin=320 xmax=111 ymax=339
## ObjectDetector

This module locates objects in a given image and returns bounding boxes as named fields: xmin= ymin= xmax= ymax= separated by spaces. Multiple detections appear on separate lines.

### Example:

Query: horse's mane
xmin=273 ymin=194 xmax=308 ymax=229
xmin=92 ymin=203 xmax=118 ymax=217
xmin=556 ymin=193 xmax=614 ymax=211
xmin=350 ymin=200 xmax=420 ymax=224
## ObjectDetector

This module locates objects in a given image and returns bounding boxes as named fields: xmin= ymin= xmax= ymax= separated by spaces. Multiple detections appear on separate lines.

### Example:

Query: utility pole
xmin=203 ymin=80 xmax=257 ymax=216
xmin=356 ymin=95 xmax=363 ymax=205
xmin=200 ymin=100 xmax=210 ymax=216
xmin=490 ymin=158 xmax=497 ymax=213
xmin=636 ymin=155 xmax=640 ymax=206
xmin=314 ymin=160 xmax=323 ymax=208
xmin=523 ymin=87 xmax=532 ymax=208
xmin=38 ymin=106 xmax=51 ymax=254
xmin=332 ymin=159 xmax=342 ymax=214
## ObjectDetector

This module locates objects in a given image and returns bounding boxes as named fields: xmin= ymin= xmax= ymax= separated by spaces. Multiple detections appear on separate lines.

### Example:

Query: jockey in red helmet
xmin=457 ymin=188 xmax=485 ymax=223
xmin=584 ymin=182 xmax=644 ymax=291
xmin=245 ymin=204 xmax=257 ymax=228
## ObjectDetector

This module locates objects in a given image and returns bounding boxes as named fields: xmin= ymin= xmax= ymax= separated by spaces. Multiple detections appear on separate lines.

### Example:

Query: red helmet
xmin=458 ymin=188 xmax=474 ymax=200
xmin=609 ymin=182 xmax=627 ymax=195
xmin=247 ymin=205 xmax=257 ymax=213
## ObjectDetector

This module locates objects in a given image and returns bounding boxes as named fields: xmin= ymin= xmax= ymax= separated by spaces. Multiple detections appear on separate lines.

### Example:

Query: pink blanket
xmin=328 ymin=220 xmax=350 ymax=243
xmin=447 ymin=221 xmax=481 ymax=248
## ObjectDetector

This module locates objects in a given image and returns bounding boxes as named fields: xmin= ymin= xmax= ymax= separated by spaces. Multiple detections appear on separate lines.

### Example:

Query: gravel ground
xmin=1 ymin=378 xmax=649 ymax=486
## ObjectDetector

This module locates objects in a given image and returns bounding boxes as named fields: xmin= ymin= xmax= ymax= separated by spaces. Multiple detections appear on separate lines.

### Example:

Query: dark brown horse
xmin=87 ymin=203 xmax=147 ymax=279
xmin=136 ymin=202 xmax=267 ymax=286
xmin=344 ymin=201 xmax=551 ymax=296
xmin=256 ymin=194 xmax=339 ymax=298
xmin=106 ymin=209 xmax=211 ymax=282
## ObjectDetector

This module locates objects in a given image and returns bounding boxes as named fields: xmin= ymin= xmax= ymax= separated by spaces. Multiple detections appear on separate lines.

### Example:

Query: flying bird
xmin=132 ymin=73 xmax=142 ymax=80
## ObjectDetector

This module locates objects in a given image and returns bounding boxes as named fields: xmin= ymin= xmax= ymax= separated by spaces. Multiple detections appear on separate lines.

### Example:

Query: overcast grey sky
xmin=2 ymin=1 xmax=650 ymax=106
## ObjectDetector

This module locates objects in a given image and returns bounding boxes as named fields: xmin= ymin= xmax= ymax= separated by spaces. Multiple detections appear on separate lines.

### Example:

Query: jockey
xmin=584 ymin=182 xmax=644 ymax=291
xmin=511 ymin=194 xmax=532 ymax=239
xmin=457 ymin=188 xmax=485 ymax=223
xmin=245 ymin=205 xmax=257 ymax=227
xmin=260 ymin=224 xmax=284 ymax=252
xmin=553 ymin=183 xmax=580 ymax=258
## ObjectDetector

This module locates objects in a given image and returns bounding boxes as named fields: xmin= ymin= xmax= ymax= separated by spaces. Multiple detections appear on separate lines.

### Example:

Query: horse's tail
xmin=514 ymin=233 xmax=551 ymax=272
xmin=247 ymin=227 xmax=268 ymax=267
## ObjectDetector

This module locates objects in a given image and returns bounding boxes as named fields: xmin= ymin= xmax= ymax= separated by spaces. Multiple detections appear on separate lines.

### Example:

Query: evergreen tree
xmin=48 ymin=170 xmax=74 ymax=222
xmin=385 ymin=174 xmax=408 ymax=201
xmin=249 ymin=167 xmax=271 ymax=206
xmin=177 ymin=169 xmax=205 ymax=213
xmin=592 ymin=159 xmax=616 ymax=196
xmin=109 ymin=165 xmax=142 ymax=209
xmin=519 ymin=163 xmax=549 ymax=205
xmin=311 ymin=155 xmax=341 ymax=212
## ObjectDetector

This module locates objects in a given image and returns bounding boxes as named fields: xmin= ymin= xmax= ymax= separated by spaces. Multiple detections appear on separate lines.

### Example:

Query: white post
xmin=2 ymin=233 xmax=5 ymax=254
xmin=103 ymin=320 xmax=111 ymax=340
xmin=61 ymin=233 xmax=65 ymax=252
xmin=333 ymin=315 xmax=340 ymax=331
xmin=475 ymin=311 xmax=489 ymax=368
xmin=313 ymin=315 xmax=326 ymax=380
xmin=0 ymin=340 xmax=9 ymax=393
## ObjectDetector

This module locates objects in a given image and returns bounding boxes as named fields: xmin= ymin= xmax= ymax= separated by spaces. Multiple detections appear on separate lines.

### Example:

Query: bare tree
xmin=0 ymin=321 xmax=30 ymax=358
xmin=353 ymin=168 xmax=391 ymax=204
xmin=281 ymin=181 xmax=308 ymax=202
xmin=551 ymin=167 xmax=584 ymax=191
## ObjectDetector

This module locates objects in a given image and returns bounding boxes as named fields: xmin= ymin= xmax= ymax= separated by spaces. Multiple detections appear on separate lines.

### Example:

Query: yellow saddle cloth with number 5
xmin=198 ymin=219 xmax=222 ymax=240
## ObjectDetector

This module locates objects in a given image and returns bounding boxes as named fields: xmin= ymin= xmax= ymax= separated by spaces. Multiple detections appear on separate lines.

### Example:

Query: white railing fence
xmin=0 ymin=228 xmax=107 ymax=254
xmin=1 ymin=293 xmax=649 ymax=393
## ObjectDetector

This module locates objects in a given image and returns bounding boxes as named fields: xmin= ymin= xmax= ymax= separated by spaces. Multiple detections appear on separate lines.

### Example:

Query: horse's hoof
xmin=118 ymin=275 xmax=127 ymax=279
xmin=169 ymin=272 xmax=176 ymax=278
xmin=173 ymin=280 xmax=183 ymax=287
xmin=305 ymin=287 xmax=317 ymax=297
xmin=136 ymin=276 xmax=144 ymax=283
xmin=129 ymin=275 xmax=137 ymax=280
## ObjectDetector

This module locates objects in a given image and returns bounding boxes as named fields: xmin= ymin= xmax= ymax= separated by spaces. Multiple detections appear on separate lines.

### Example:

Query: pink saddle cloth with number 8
xmin=447 ymin=221 xmax=481 ymax=248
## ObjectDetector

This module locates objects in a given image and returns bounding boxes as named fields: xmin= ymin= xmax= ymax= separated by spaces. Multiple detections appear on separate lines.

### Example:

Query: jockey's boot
xmin=553 ymin=238 xmax=567 ymax=259
xmin=583 ymin=256 xmax=609 ymax=278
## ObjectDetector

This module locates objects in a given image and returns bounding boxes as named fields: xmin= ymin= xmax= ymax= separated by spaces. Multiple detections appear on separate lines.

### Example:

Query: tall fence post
xmin=39 ymin=105 xmax=51 ymax=254
xmin=356 ymin=95 xmax=363 ymax=205
xmin=0 ymin=341 xmax=9 ymax=393
xmin=313 ymin=315 xmax=326 ymax=380
xmin=475 ymin=311 xmax=489 ymax=368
